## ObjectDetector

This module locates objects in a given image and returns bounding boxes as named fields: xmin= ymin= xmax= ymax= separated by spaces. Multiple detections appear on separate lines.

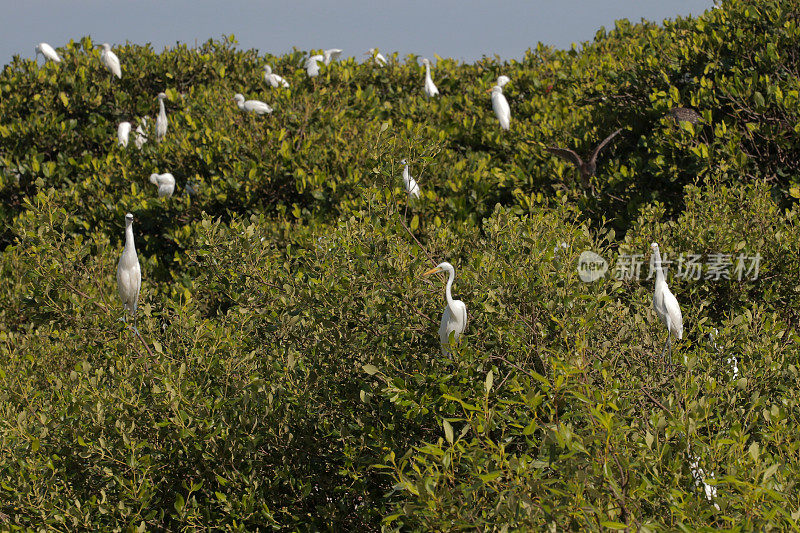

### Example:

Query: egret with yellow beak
xmin=423 ymin=262 xmax=467 ymax=355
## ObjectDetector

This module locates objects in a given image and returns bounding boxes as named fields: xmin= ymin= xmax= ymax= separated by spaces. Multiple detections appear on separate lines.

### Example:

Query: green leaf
xmin=59 ymin=92 xmax=69 ymax=107
xmin=485 ymin=370 xmax=494 ymax=393
xmin=410 ymin=215 xmax=419 ymax=231
xmin=600 ymin=521 xmax=629 ymax=530
xmin=362 ymin=364 xmax=379 ymax=376
xmin=443 ymin=419 xmax=454 ymax=444
xmin=174 ymin=493 xmax=185 ymax=513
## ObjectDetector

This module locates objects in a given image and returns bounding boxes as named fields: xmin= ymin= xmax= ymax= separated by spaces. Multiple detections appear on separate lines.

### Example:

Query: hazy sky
xmin=3 ymin=0 xmax=713 ymax=66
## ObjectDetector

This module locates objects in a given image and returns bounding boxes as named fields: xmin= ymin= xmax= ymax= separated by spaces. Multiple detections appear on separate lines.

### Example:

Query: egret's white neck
xmin=125 ymin=223 xmax=135 ymax=252
xmin=653 ymin=247 xmax=665 ymax=283
xmin=159 ymin=99 xmax=165 ymax=115
xmin=444 ymin=267 xmax=455 ymax=311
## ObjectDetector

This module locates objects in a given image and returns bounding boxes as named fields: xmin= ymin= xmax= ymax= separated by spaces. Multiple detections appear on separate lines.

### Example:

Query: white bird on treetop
xmin=263 ymin=65 xmax=289 ymax=88
xmin=422 ymin=58 xmax=439 ymax=98
xmin=651 ymin=242 xmax=683 ymax=364
xmin=149 ymin=172 xmax=176 ymax=198
xmin=100 ymin=43 xmax=121 ymax=78
xmin=134 ymin=117 xmax=148 ymax=149
xmin=400 ymin=159 xmax=420 ymax=199
xmin=233 ymin=93 xmax=272 ymax=115
xmin=423 ymin=262 xmax=468 ymax=355
xmin=367 ymin=48 xmax=387 ymax=66
xmin=117 ymin=213 xmax=142 ymax=331
xmin=496 ymin=75 xmax=510 ymax=88
xmin=488 ymin=85 xmax=511 ymax=130
xmin=323 ymin=48 xmax=342 ymax=65
xmin=155 ymin=92 xmax=168 ymax=142
xmin=117 ymin=122 xmax=131 ymax=147
xmin=35 ymin=43 xmax=61 ymax=63
xmin=304 ymin=54 xmax=323 ymax=77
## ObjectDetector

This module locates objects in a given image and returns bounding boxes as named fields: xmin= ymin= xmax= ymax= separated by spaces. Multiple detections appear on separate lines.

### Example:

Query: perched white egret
xmin=423 ymin=262 xmax=468 ymax=355
xmin=400 ymin=159 xmax=420 ymax=199
xmin=323 ymin=48 xmax=343 ymax=65
xmin=35 ymin=42 xmax=61 ymax=63
xmin=367 ymin=48 xmax=387 ymax=66
xmin=134 ymin=117 xmax=148 ymax=149
xmin=233 ymin=93 xmax=273 ymax=115
xmin=304 ymin=54 xmax=323 ymax=77
xmin=651 ymin=242 xmax=683 ymax=363
xmin=117 ymin=122 xmax=131 ymax=147
xmin=155 ymin=92 xmax=168 ymax=142
xmin=422 ymin=58 xmax=439 ymax=98
xmin=263 ymin=65 xmax=289 ymax=88
xmin=116 ymin=213 xmax=142 ymax=330
xmin=149 ymin=172 xmax=176 ymax=198
xmin=489 ymin=85 xmax=511 ymax=130
xmin=100 ymin=43 xmax=121 ymax=79
xmin=496 ymin=75 xmax=510 ymax=88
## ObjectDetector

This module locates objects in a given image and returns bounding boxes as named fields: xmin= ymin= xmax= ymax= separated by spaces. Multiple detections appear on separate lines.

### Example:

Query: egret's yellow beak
xmin=485 ymin=88 xmax=493 ymax=94
xmin=422 ymin=266 xmax=443 ymax=277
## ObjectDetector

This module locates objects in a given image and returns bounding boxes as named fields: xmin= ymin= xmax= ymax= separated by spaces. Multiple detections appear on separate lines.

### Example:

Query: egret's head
xmin=125 ymin=213 xmax=134 ymax=225
xmin=423 ymin=262 xmax=453 ymax=277
xmin=157 ymin=92 xmax=166 ymax=100
xmin=263 ymin=64 xmax=272 ymax=73
xmin=497 ymin=75 xmax=510 ymax=87
xmin=233 ymin=94 xmax=244 ymax=104
xmin=422 ymin=58 xmax=430 ymax=66
xmin=650 ymin=242 xmax=659 ymax=252
xmin=400 ymin=159 xmax=407 ymax=165
xmin=149 ymin=173 xmax=159 ymax=185
xmin=35 ymin=44 xmax=41 ymax=55
xmin=101 ymin=43 xmax=111 ymax=52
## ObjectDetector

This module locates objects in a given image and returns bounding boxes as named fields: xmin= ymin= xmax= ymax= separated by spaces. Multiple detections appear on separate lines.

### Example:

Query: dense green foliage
xmin=1 ymin=0 xmax=799 ymax=529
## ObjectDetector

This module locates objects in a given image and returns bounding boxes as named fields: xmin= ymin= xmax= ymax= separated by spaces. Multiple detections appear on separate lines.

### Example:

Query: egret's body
xmin=323 ymin=48 xmax=342 ymax=65
xmin=35 ymin=42 xmax=61 ymax=63
xmin=149 ymin=173 xmax=176 ymax=198
xmin=490 ymin=85 xmax=511 ymax=130
xmin=400 ymin=159 xmax=420 ymax=199
xmin=155 ymin=93 xmax=168 ymax=142
xmin=263 ymin=65 xmax=289 ymax=88
xmin=422 ymin=58 xmax=439 ymax=97
xmin=368 ymin=48 xmax=387 ymax=66
xmin=496 ymin=75 xmax=510 ymax=88
xmin=423 ymin=262 xmax=467 ymax=355
xmin=116 ymin=213 xmax=141 ymax=327
xmin=651 ymin=242 xmax=683 ymax=363
xmin=117 ymin=122 xmax=131 ymax=147
xmin=100 ymin=43 xmax=121 ymax=78
xmin=233 ymin=94 xmax=272 ymax=115
xmin=134 ymin=117 xmax=148 ymax=149
xmin=305 ymin=54 xmax=323 ymax=77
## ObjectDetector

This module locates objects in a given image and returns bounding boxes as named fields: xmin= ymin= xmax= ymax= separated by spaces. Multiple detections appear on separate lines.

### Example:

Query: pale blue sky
xmin=3 ymin=0 xmax=713 ymax=66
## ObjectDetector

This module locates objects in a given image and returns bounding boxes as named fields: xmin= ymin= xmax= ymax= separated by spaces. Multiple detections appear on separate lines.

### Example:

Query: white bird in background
xmin=155 ymin=92 xmax=168 ymax=142
xmin=496 ymin=75 xmax=510 ymax=88
xmin=117 ymin=122 xmax=131 ymax=147
xmin=323 ymin=48 xmax=343 ymax=65
xmin=35 ymin=42 xmax=61 ymax=63
xmin=423 ymin=262 xmax=468 ymax=355
xmin=651 ymin=242 xmax=683 ymax=364
xmin=263 ymin=65 xmax=289 ymax=88
xmin=304 ymin=54 xmax=323 ymax=77
xmin=117 ymin=213 xmax=142 ymax=331
xmin=400 ymin=159 xmax=420 ymax=199
xmin=233 ymin=93 xmax=273 ymax=115
xmin=100 ymin=43 xmax=122 ymax=79
xmin=134 ymin=117 xmax=148 ymax=149
xmin=367 ymin=48 xmax=387 ymax=66
xmin=489 ymin=85 xmax=511 ymax=130
xmin=149 ymin=172 xmax=176 ymax=198
xmin=422 ymin=58 xmax=439 ymax=98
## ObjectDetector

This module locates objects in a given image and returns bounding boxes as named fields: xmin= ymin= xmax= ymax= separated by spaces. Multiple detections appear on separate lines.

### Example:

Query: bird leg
xmin=660 ymin=331 xmax=671 ymax=367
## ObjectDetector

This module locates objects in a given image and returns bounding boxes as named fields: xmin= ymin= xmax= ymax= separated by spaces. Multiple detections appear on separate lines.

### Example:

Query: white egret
xmin=233 ymin=93 xmax=273 ymax=115
xmin=117 ymin=213 xmax=142 ymax=331
xmin=35 ymin=43 xmax=61 ymax=63
xmin=496 ymin=75 xmax=510 ymax=88
xmin=489 ymin=85 xmax=511 ymax=130
xmin=155 ymin=92 xmax=168 ymax=142
xmin=117 ymin=122 xmax=131 ymax=147
xmin=400 ymin=159 xmax=420 ymax=199
xmin=651 ymin=242 xmax=683 ymax=364
xmin=423 ymin=262 xmax=468 ymax=355
xmin=263 ymin=65 xmax=289 ymax=88
xmin=149 ymin=172 xmax=176 ymax=198
xmin=100 ymin=43 xmax=122 ymax=79
xmin=323 ymin=48 xmax=342 ymax=65
xmin=367 ymin=48 xmax=387 ymax=66
xmin=304 ymin=54 xmax=323 ymax=77
xmin=134 ymin=117 xmax=148 ymax=149
xmin=422 ymin=58 xmax=439 ymax=98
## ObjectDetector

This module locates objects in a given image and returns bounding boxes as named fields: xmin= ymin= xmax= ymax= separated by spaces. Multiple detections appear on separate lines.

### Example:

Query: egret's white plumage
xmin=155 ymin=92 xmax=168 ymax=142
xmin=490 ymin=85 xmax=511 ymax=130
xmin=367 ymin=48 xmax=387 ymax=66
xmin=304 ymin=54 xmax=323 ymax=77
xmin=400 ymin=159 xmax=420 ymax=199
xmin=233 ymin=93 xmax=272 ymax=115
xmin=263 ymin=65 xmax=289 ymax=88
xmin=100 ymin=43 xmax=121 ymax=78
xmin=134 ymin=117 xmax=148 ymax=149
xmin=35 ymin=42 xmax=61 ymax=63
xmin=651 ymin=242 xmax=683 ymax=362
xmin=496 ymin=75 xmax=510 ymax=88
xmin=422 ymin=58 xmax=439 ymax=98
xmin=116 ymin=213 xmax=141 ymax=323
xmin=117 ymin=122 xmax=131 ymax=147
xmin=423 ymin=262 xmax=467 ymax=355
xmin=323 ymin=48 xmax=342 ymax=65
xmin=149 ymin=172 xmax=176 ymax=198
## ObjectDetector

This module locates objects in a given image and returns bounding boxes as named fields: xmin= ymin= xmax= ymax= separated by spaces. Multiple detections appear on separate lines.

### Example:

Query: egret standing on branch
xmin=117 ymin=213 xmax=141 ymax=332
xmin=651 ymin=242 xmax=683 ymax=364
xmin=423 ymin=262 xmax=468 ymax=355
xmin=422 ymin=58 xmax=439 ymax=98
xmin=155 ymin=92 xmax=168 ymax=142
xmin=117 ymin=122 xmax=131 ymax=147
xmin=489 ymin=85 xmax=511 ymax=130
xmin=263 ymin=65 xmax=289 ymax=88
xmin=323 ymin=48 xmax=342 ymax=65
xmin=233 ymin=94 xmax=272 ymax=115
xmin=496 ymin=75 xmax=510 ymax=88
xmin=134 ymin=117 xmax=148 ymax=149
xmin=35 ymin=42 xmax=61 ymax=63
xmin=367 ymin=48 xmax=387 ymax=66
xmin=100 ymin=43 xmax=121 ymax=78
xmin=304 ymin=54 xmax=323 ymax=77
xmin=401 ymin=159 xmax=420 ymax=199
xmin=149 ymin=173 xmax=176 ymax=198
